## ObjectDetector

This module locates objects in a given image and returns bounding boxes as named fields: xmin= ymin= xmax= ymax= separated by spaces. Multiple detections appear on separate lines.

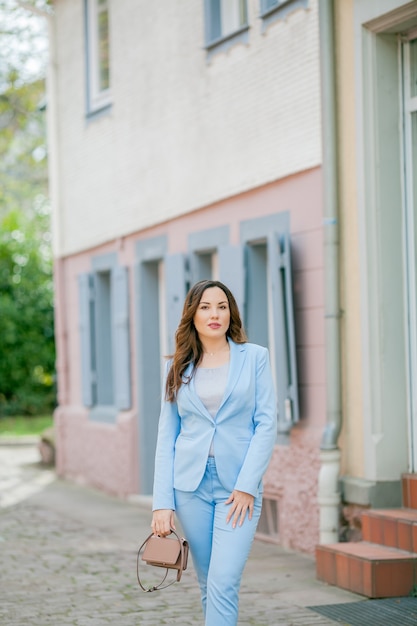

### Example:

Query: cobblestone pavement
xmin=0 ymin=443 xmax=362 ymax=625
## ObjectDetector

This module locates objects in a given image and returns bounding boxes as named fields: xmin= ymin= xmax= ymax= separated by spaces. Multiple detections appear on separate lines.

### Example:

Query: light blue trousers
xmin=174 ymin=457 xmax=262 ymax=626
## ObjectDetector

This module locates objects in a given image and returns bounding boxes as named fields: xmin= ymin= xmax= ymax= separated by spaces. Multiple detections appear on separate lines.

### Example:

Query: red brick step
xmin=316 ymin=474 xmax=417 ymax=598
xmin=316 ymin=541 xmax=417 ymax=598
xmin=403 ymin=474 xmax=417 ymax=510
xmin=362 ymin=508 xmax=417 ymax=552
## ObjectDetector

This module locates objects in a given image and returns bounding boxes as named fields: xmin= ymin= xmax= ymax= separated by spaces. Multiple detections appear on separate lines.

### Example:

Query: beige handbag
xmin=136 ymin=528 xmax=189 ymax=592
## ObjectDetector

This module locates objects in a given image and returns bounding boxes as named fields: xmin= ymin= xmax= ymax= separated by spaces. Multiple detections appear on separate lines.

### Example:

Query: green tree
xmin=0 ymin=1 xmax=55 ymax=415
xmin=0 ymin=206 xmax=55 ymax=415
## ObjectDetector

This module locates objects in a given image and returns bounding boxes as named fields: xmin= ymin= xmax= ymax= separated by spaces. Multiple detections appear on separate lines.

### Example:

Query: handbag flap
xmin=142 ymin=536 xmax=182 ymax=565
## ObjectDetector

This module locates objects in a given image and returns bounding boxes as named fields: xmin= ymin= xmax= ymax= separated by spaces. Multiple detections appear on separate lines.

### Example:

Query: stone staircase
xmin=316 ymin=474 xmax=417 ymax=597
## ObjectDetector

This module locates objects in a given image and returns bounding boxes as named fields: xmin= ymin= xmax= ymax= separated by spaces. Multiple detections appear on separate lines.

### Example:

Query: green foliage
xmin=0 ymin=207 xmax=55 ymax=415
xmin=0 ymin=77 xmax=48 ymax=216
xmin=0 ymin=414 xmax=53 ymax=436
xmin=0 ymin=1 xmax=55 ymax=415
xmin=0 ymin=1 xmax=49 ymax=94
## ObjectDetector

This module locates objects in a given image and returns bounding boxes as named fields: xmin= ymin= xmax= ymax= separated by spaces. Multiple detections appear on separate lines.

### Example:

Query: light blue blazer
xmin=152 ymin=340 xmax=277 ymax=511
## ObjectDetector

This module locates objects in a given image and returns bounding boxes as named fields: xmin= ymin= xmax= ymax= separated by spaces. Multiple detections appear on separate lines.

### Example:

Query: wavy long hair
xmin=165 ymin=280 xmax=247 ymax=402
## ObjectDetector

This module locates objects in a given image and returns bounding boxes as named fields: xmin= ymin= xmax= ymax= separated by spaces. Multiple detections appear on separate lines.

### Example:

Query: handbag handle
xmin=136 ymin=528 xmax=187 ymax=593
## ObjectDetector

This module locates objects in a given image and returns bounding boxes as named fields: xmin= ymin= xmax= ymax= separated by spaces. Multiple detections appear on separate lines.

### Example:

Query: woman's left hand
xmin=225 ymin=490 xmax=255 ymax=528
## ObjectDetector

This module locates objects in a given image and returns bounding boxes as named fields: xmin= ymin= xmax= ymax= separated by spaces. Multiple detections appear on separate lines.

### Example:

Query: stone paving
xmin=0 ymin=442 xmax=362 ymax=625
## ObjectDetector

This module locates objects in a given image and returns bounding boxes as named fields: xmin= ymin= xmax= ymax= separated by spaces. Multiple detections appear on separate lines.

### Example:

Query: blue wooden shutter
xmin=111 ymin=266 xmax=131 ymax=410
xmin=268 ymin=231 xmax=299 ymax=433
xmin=78 ymin=272 xmax=95 ymax=407
xmin=165 ymin=253 xmax=187 ymax=353
xmin=281 ymin=231 xmax=299 ymax=424
xmin=218 ymin=244 xmax=245 ymax=319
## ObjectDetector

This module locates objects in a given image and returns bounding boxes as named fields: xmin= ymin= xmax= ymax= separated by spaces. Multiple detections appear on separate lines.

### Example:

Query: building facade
xmin=49 ymin=0 xmax=324 ymax=554
xmin=47 ymin=0 xmax=417 ymax=560
xmin=312 ymin=0 xmax=417 ymax=596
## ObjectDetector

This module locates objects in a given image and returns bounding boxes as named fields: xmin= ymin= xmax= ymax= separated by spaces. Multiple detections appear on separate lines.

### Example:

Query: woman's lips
xmin=208 ymin=323 xmax=221 ymax=329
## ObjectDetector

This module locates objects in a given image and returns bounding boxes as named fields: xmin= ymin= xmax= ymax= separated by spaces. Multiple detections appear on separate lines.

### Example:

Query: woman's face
xmin=193 ymin=287 xmax=230 ymax=343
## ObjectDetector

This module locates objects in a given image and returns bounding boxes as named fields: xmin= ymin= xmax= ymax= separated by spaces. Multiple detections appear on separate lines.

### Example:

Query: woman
xmin=152 ymin=279 xmax=277 ymax=626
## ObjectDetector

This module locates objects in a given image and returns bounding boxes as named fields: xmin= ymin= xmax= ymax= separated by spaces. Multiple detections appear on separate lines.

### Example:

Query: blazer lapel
xmin=217 ymin=340 xmax=247 ymax=416
xmin=181 ymin=363 xmax=213 ymax=421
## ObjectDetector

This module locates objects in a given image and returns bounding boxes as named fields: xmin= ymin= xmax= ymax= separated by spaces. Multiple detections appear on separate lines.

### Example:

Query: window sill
xmin=89 ymin=405 xmax=118 ymax=424
xmin=86 ymin=102 xmax=113 ymax=122
xmin=205 ymin=25 xmax=250 ymax=61
xmin=260 ymin=0 xmax=308 ymax=33
xmin=260 ymin=0 xmax=291 ymax=20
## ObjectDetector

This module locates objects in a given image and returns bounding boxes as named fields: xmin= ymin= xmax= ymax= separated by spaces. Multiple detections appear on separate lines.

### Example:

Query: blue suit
xmin=152 ymin=340 xmax=277 ymax=625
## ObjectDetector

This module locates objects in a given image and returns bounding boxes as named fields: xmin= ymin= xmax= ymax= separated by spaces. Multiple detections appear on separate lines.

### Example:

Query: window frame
xmin=402 ymin=35 xmax=417 ymax=469
xmin=78 ymin=253 xmax=131 ymax=423
xmin=188 ymin=225 xmax=229 ymax=284
xmin=93 ymin=268 xmax=114 ymax=408
xmin=85 ymin=0 xmax=112 ymax=115
xmin=134 ymin=236 xmax=168 ymax=494
xmin=204 ymin=0 xmax=250 ymax=56
xmin=241 ymin=212 xmax=299 ymax=442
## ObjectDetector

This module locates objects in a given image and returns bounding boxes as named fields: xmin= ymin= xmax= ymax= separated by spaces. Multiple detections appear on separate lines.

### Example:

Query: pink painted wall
xmin=53 ymin=166 xmax=325 ymax=552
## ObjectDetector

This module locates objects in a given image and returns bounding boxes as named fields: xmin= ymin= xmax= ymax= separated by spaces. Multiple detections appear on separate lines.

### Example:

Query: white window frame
xmin=204 ymin=0 xmax=249 ymax=50
xmin=85 ymin=0 xmax=111 ymax=113
xmin=402 ymin=35 xmax=417 ymax=470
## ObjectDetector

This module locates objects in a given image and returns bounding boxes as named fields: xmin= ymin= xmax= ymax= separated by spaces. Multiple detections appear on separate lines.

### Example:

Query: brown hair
xmin=165 ymin=280 xmax=247 ymax=402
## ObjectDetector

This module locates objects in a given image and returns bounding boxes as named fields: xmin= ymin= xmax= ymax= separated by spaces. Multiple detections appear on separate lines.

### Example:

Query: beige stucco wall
xmin=336 ymin=0 xmax=417 ymax=488
xmin=334 ymin=0 xmax=364 ymax=479
xmin=49 ymin=0 xmax=322 ymax=257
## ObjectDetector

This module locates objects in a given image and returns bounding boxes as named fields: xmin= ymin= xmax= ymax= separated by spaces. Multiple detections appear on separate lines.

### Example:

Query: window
xmin=135 ymin=236 xmax=173 ymax=493
xmin=261 ymin=0 xmax=280 ymax=12
xmin=241 ymin=213 xmax=299 ymax=442
xmin=85 ymin=0 xmax=111 ymax=114
xmin=256 ymin=495 xmax=280 ymax=543
xmin=205 ymin=0 xmax=249 ymax=49
xmin=188 ymin=226 xmax=229 ymax=284
xmin=94 ymin=270 xmax=113 ymax=405
xmin=186 ymin=217 xmax=299 ymax=441
xmin=79 ymin=255 xmax=131 ymax=421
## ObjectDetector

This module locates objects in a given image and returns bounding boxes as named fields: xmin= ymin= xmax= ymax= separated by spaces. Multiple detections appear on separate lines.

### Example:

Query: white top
xmin=194 ymin=362 xmax=229 ymax=457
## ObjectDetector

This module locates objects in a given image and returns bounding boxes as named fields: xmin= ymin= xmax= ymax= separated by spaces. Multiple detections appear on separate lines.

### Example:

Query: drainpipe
xmin=317 ymin=0 xmax=342 ymax=544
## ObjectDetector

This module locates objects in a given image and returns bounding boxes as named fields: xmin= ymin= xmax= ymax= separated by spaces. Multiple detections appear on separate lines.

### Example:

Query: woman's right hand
xmin=151 ymin=509 xmax=176 ymax=537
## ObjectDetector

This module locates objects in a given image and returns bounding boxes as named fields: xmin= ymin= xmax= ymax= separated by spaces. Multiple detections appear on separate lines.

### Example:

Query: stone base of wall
xmin=54 ymin=405 xmax=138 ymax=497
xmin=339 ymin=476 xmax=403 ymax=543
xmin=264 ymin=428 xmax=323 ymax=555
xmin=339 ymin=503 xmax=370 ymax=542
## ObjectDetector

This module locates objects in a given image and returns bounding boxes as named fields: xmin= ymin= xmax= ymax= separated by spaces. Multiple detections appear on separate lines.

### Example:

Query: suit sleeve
xmin=234 ymin=347 xmax=277 ymax=496
xmin=152 ymin=362 xmax=181 ymax=511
